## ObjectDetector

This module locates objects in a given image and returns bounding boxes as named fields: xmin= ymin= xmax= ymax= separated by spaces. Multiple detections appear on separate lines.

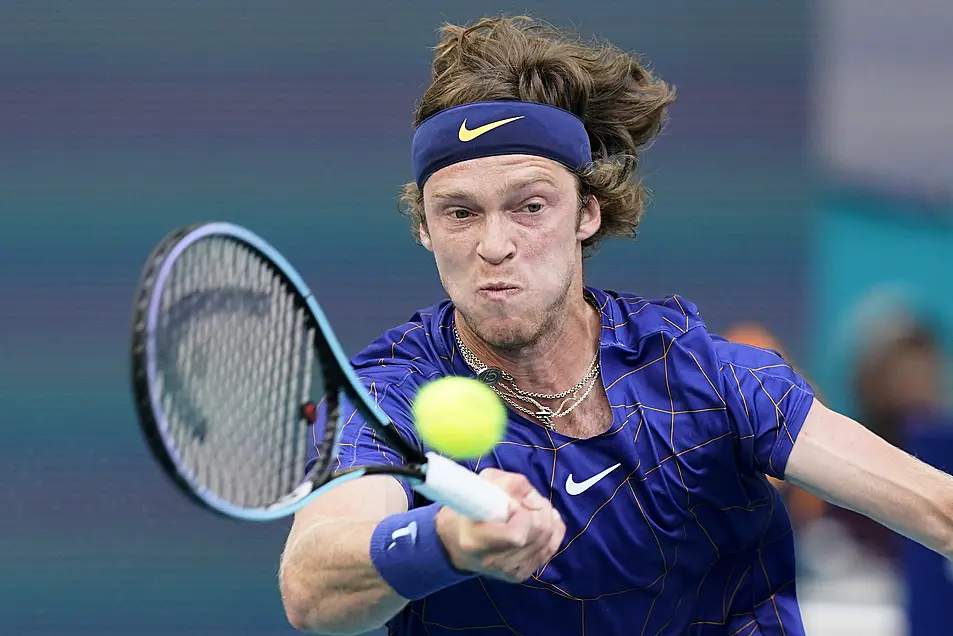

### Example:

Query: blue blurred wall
xmin=809 ymin=190 xmax=953 ymax=417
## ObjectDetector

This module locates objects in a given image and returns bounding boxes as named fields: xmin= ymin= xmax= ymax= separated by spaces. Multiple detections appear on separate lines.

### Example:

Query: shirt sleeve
xmin=715 ymin=339 xmax=816 ymax=480
xmin=304 ymin=369 xmax=426 ymax=506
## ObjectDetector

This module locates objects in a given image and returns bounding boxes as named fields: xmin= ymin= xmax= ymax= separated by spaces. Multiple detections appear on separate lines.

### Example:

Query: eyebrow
xmin=429 ymin=175 xmax=561 ymax=202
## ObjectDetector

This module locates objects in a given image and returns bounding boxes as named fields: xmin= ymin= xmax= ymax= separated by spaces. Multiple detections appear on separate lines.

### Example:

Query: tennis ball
xmin=412 ymin=376 xmax=507 ymax=459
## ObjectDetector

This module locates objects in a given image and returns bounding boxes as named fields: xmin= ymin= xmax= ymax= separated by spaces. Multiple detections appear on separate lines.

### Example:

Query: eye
xmin=522 ymin=202 xmax=544 ymax=214
xmin=449 ymin=209 xmax=473 ymax=219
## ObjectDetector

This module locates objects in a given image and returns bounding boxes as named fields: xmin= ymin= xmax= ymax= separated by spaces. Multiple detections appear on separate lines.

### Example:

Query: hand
xmin=435 ymin=468 xmax=566 ymax=583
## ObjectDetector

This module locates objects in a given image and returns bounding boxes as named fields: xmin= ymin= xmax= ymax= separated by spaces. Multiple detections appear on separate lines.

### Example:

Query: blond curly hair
xmin=398 ymin=16 xmax=676 ymax=255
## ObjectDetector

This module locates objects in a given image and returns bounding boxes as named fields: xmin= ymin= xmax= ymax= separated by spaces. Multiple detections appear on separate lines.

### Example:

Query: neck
xmin=455 ymin=289 xmax=601 ymax=395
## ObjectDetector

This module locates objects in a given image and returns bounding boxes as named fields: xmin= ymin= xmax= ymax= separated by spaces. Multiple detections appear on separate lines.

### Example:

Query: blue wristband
xmin=370 ymin=503 xmax=476 ymax=600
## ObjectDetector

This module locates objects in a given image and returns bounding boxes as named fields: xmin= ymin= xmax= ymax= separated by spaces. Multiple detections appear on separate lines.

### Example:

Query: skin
xmin=419 ymin=154 xmax=613 ymax=439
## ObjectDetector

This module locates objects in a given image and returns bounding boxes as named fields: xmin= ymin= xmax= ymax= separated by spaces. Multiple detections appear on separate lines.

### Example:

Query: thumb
xmin=479 ymin=469 xmax=543 ymax=514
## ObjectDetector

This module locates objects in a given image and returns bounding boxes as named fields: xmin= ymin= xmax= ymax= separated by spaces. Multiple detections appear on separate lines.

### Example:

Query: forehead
xmin=423 ymin=154 xmax=576 ymax=200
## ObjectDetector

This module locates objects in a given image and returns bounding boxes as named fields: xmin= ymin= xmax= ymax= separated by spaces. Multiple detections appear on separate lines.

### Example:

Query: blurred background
xmin=1 ymin=1 xmax=951 ymax=634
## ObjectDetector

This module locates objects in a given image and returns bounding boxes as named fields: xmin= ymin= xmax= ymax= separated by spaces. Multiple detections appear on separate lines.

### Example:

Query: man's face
xmin=419 ymin=154 xmax=601 ymax=351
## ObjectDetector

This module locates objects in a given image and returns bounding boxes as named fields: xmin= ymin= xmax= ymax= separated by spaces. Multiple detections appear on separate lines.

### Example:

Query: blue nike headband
xmin=411 ymin=101 xmax=592 ymax=189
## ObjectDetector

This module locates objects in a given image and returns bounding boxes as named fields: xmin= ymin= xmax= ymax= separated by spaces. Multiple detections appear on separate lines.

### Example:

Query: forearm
xmin=872 ymin=462 xmax=953 ymax=561
xmin=280 ymin=517 xmax=408 ymax=635
xmin=786 ymin=401 xmax=953 ymax=560
xmin=791 ymin=445 xmax=953 ymax=558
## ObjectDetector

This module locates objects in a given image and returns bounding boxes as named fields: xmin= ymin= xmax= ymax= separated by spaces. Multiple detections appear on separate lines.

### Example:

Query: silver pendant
xmin=477 ymin=366 xmax=503 ymax=386
xmin=535 ymin=406 xmax=555 ymax=428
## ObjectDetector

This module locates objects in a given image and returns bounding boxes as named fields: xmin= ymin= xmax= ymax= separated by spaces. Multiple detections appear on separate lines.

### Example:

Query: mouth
xmin=480 ymin=283 xmax=519 ymax=292
xmin=478 ymin=283 xmax=521 ymax=299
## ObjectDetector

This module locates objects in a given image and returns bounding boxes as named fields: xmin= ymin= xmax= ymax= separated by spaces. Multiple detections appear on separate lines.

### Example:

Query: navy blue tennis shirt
xmin=306 ymin=289 xmax=815 ymax=635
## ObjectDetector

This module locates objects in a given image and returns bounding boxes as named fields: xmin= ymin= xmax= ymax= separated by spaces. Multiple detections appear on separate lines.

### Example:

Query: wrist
xmin=434 ymin=504 xmax=471 ymax=573
xmin=370 ymin=503 xmax=476 ymax=600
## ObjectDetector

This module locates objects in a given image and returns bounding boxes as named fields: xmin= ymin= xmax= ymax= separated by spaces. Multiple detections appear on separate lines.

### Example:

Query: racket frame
xmin=131 ymin=222 xmax=428 ymax=521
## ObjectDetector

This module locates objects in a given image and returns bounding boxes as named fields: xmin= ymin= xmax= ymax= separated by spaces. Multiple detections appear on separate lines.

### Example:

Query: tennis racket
xmin=130 ymin=222 xmax=510 ymax=523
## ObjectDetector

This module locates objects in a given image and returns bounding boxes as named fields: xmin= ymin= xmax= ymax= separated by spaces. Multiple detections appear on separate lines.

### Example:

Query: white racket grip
xmin=413 ymin=452 xmax=511 ymax=522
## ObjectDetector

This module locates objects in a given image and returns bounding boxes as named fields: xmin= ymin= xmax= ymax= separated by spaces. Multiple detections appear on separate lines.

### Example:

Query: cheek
xmin=431 ymin=234 xmax=470 ymax=277
xmin=524 ymin=220 xmax=576 ymax=265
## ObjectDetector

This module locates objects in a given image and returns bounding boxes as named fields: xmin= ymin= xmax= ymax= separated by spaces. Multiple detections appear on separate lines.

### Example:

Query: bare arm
xmin=785 ymin=399 xmax=953 ymax=560
xmin=278 ymin=468 xmax=565 ymax=635
xmin=279 ymin=475 xmax=411 ymax=635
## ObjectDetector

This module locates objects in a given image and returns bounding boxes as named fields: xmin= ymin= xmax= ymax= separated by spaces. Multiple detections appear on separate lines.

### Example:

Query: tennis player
xmin=279 ymin=17 xmax=953 ymax=635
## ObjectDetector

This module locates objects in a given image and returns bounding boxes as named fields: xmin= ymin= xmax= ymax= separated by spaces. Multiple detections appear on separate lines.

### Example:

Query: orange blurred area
xmin=722 ymin=322 xmax=829 ymax=529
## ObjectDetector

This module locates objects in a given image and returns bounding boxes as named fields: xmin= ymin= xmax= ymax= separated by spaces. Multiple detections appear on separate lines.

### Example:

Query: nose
xmin=476 ymin=213 xmax=516 ymax=265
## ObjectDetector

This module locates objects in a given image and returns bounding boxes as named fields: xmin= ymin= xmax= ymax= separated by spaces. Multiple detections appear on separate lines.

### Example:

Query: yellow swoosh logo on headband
xmin=458 ymin=116 xmax=525 ymax=142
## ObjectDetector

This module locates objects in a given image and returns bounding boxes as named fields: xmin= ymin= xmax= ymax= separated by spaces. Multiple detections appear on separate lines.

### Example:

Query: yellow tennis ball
xmin=412 ymin=376 xmax=507 ymax=459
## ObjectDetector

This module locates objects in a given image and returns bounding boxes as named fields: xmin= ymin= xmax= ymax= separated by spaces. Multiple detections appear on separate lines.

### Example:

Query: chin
xmin=466 ymin=311 xmax=544 ymax=351
xmin=480 ymin=328 xmax=536 ymax=351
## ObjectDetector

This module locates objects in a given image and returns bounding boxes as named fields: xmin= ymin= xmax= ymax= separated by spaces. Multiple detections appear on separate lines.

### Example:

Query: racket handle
xmin=414 ymin=452 xmax=511 ymax=522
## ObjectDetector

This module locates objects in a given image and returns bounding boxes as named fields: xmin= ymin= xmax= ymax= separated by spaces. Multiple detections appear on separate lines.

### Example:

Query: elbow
xmin=279 ymin=574 xmax=322 ymax=634
xmin=283 ymin=610 xmax=381 ymax=636
xmin=280 ymin=572 xmax=369 ymax=636
xmin=282 ymin=590 xmax=348 ymax=635
xmin=284 ymin=610 xmax=348 ymax=636
xmin=283 ymin=604 xmax=320 ymax=634
xmin=285 ymin=612 xmax=377 ymax=636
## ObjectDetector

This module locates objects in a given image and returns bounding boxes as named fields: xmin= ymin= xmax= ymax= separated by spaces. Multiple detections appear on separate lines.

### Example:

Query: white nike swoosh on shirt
xmin=565 ymin=463 xmax=622 ymax=495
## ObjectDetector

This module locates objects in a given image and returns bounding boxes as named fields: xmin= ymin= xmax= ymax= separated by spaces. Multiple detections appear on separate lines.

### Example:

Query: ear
xmin=576 ymin=194 xmax=601 ymax=242
xmin=418 ymin=218 xmax=434 ymax=252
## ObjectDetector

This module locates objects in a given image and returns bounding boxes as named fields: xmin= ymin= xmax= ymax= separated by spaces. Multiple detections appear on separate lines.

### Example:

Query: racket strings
xmin=153 ymin=237 xmax=323 ymax=510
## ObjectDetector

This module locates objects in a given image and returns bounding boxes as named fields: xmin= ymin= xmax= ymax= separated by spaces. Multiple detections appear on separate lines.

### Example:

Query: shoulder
xmin=348 ymin=298 xmax=455 ymax=398
xmin=710 ymin=334 xmax=796 ymax=374
xmin=595 ymin=288 xmax=798 ymax=387
xmin=595 ymin=288 xmax=709 ymax=349
xmin=595 ymin=288 xmax=789 ymax=366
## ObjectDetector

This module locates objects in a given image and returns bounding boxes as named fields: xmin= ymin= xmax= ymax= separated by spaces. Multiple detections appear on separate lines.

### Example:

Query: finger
xmin=480 ymin=469 xmax=535 ymax=500
xmin=487 ymin=508 xmax=561 ymax=574
xmin=482 ymin=567 xmax=525 ymax=584
xmin=520 ymin=507 xmax=557 ymax=553
xmin=503 ymin=542 xmax=552 ymax=582
xmin=545 ymin=513 xmax=566 ymax=558
xmin=551 ymin=508 xmax=565 ymax=541
xmin=520 ymin=488 xmax=548 ymax=511
xmin=468 ymin=505 xmax=561 ymax=578
xmin=472 ymin=520 xmax=549 ymax=580
xmin=515 ymin=515 xmax=565 ymax=579
xmin=517 ymin=511 xmax=565 ymax=578
xmin=473 ymin=505 xmax=532 ymax=552
xmin=482 ymin=546 xmax=539 ymax=583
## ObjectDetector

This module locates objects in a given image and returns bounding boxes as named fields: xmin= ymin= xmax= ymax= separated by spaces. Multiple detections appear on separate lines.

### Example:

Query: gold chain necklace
xmin=453 ymin=326 xmax=600 ymax=430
